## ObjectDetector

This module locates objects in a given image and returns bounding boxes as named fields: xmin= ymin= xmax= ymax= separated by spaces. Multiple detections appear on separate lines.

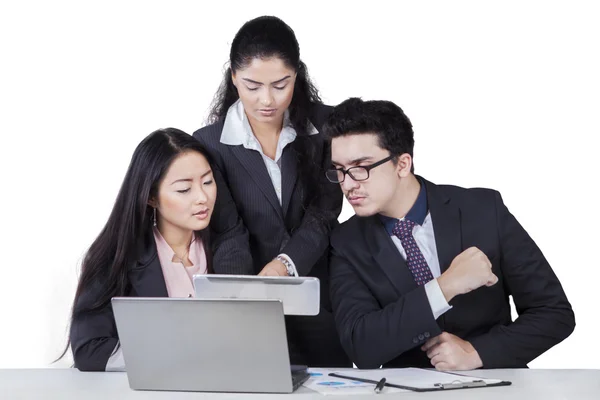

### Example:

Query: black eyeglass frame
xmin=326 ymin=155 xmax=396 ymax=183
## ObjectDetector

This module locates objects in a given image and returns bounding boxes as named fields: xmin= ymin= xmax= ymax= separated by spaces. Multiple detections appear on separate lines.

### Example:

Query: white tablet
xmin=193 ymin=275 xmax=320 ymax=316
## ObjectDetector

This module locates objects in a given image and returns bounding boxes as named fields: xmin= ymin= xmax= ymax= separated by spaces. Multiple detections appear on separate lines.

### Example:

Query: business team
xmin=67 ymin=16 xmax=575 ymax=372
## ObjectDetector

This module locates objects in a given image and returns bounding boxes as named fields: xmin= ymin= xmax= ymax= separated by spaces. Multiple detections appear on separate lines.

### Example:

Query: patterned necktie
xmin=392 ymin=219 xmax=434 ymax=286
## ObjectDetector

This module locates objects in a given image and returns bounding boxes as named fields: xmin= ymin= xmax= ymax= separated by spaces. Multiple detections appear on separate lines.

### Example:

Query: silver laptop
xmin=111 ymin=297 xmax=309 ymax=393
xmin=193 ymin=274 xmax=320 ymax=316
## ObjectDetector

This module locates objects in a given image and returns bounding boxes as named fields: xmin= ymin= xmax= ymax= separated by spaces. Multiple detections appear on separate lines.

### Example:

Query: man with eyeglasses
xmin=323 ymin=97 xmax=574 ymax=371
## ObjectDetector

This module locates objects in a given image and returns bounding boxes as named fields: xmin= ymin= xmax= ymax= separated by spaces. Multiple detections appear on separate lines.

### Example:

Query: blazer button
xmin=418 ymin=334 xmax=424 ymax=341
xmin=424 ymin=332 xmax=430 ymax=338
xmin=412 ymin=337 xmax=419 ymax=344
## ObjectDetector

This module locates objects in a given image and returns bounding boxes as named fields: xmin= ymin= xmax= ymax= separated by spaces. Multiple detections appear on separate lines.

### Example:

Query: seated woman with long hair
xmin=69 ymin=128 xmax=217 ymax=371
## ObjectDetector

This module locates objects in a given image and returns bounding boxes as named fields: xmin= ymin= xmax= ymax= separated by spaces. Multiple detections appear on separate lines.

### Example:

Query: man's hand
xmin=421 ymin=332 xmax=483 ymax=371
xmin=437 ymin=247 xmax=498 ymax=302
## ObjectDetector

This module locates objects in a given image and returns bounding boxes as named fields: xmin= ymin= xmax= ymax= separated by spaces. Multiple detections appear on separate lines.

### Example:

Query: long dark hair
xmin=208 ymin=16 xmax=324 ymax=206
xmin=58 ymin=128 xmax=212 ymax=360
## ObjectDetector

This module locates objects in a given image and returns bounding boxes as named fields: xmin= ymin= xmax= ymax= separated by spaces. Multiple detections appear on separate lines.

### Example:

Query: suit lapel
xmin=280 ymin=144 xmax=298 ymax=217
xmin=423 ymin=179 xmax=463 ymax=273
xmin=364 ymin=217 xmax=419 ymax=295
xmin=230 ymin=145 xmax=283 ymax=219
xmin=128 ymin=240 xmax=168 ymax=297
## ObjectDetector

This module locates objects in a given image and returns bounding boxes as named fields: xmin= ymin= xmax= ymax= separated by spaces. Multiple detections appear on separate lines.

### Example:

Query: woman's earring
xmin=153 ymin=208 xmax=157 ymax=227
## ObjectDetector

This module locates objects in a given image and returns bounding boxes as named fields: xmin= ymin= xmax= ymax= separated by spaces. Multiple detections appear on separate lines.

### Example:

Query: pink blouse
xmin=153 ymin=227 xmax=207 ymax=298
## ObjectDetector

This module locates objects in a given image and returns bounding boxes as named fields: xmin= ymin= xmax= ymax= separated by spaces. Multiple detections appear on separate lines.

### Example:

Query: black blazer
xmin=70 ymin=239 xmax=170 ymax=371
xmin=329 ymin=178 xmax=575 ymax=369
xmin=193 ymin=104 xmax=342 ymax=305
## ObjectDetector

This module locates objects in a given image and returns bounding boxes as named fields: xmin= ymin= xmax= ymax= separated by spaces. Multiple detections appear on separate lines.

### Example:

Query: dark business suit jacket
xmin=70 ymin=239 xmax=171 ymax=371
xmin=193 ymin=103 xmax=351 ymax=367
xmin=330 ymin=177 xmax=575 ymax=369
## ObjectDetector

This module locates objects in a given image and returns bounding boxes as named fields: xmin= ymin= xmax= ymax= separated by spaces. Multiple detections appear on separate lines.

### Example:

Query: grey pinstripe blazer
xmin=193 ymin=104 xmax=342 ymax=304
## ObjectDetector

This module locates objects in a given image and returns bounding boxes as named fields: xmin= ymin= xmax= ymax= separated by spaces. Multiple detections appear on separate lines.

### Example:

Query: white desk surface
xmin=1 ymin=368 xmax=598 ymax=399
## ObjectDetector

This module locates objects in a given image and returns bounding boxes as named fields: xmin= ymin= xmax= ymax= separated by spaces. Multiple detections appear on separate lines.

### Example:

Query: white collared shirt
xmin=221 ymin=99 xmax=318 ymax=204
xmin=220 ymin=99 xmax=319 ymax=275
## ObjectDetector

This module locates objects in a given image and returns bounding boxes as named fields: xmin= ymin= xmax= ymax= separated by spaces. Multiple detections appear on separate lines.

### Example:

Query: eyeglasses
xmin=326 ymin=155 xmax=395 ymax=183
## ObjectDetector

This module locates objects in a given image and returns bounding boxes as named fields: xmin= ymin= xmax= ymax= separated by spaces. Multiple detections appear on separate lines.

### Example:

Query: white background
xmin=0 ymin=0 xmax=598 ymax=369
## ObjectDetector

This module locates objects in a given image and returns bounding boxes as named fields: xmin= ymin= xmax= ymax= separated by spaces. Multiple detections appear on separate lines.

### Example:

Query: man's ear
xmin=396 ymin=153 xmax=413 ymax=178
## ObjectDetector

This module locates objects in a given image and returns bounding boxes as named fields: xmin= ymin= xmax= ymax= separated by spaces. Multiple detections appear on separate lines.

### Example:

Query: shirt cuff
xmin=425 ymin=279 xmax=453 ymax=320
xmin=277 ymin=253 xmax=299 ymax=277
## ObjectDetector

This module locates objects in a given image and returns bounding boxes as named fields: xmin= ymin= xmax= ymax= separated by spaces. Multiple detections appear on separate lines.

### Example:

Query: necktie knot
xmin=392 ymin=219 xmax=416 ymax=239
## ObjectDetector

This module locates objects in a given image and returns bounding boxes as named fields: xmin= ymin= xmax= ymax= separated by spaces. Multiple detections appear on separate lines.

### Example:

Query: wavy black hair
xmin=208 ymin=16 xmax=324 ymax=205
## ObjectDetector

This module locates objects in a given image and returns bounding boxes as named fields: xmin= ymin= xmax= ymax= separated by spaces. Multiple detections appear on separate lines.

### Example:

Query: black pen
xmin=329 ymin=372 xmax=418 ymax=391
xmin=374 ymin=377 xmax=386 ymax=394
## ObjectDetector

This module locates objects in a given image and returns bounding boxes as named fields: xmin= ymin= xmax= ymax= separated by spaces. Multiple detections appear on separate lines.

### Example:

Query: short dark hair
xmin=323 ymin=98 xmax=415 ymax=169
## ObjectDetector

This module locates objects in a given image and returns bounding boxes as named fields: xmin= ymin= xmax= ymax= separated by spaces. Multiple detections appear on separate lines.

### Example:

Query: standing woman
xmin=194 ymin=16 xmax=351 ymax=367
xmin=69 ymin=128 xmax=217 ymax=371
